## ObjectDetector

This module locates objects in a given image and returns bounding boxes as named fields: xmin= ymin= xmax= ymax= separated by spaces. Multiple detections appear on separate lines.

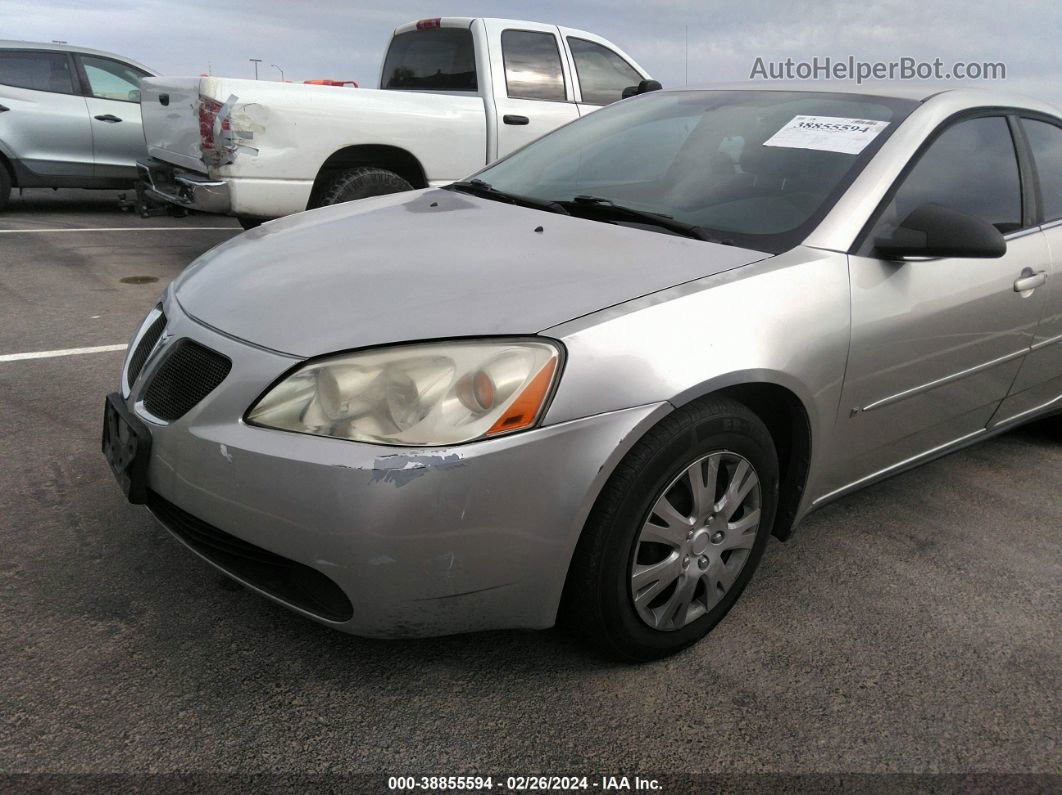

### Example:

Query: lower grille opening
xmin=146 ymin=491 xmax=354 ymax=623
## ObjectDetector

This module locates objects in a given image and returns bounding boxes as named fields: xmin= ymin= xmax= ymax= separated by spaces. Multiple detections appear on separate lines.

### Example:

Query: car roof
xmin=673 ymin=81 xmax=1062 ymax=117
xmin=0 ymin=40 xmax=157 ymax=75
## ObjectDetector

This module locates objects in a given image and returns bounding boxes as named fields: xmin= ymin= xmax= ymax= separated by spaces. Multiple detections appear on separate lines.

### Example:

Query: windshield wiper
xmin=558 ymin=195 xmax=721 ymax=242
xmin=447 ymin=179 xmax=570 ymax=215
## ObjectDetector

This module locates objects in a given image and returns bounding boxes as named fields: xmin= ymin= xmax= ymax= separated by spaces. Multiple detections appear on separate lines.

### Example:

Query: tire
xmin=563 ymin=397 xmax=779 ymax=662
xmin=312 ymin=166 xmax=412 ymax=208
xmin=237 ymin=216 xmax=264 ymax=230
xmin=1032 ymin=412 xmax=1061 ymax=437
xmin=0 ymin=165 xmax=10 ymax=212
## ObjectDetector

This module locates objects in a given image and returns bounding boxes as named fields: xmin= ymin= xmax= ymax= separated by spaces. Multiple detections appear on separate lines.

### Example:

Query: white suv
xmin=0 ymin=41 xmax=156 ymax=210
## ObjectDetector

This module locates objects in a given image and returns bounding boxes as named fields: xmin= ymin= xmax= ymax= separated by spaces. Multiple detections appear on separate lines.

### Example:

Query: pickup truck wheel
xmin=313 ymin=166 xmax=412 ymax=208
xmin=1035 ymin=412 xmax=1062 ymax=437
xmin=0 ymin=166 xmax=10 ymax=211
xmin=562 ymin=397 xmax=779 ymax=662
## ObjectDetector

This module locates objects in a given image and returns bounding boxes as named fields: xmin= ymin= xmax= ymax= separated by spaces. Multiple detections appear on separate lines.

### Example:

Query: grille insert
xmin=126 ymin=309 xmax=166 ymax=388
xmin=143 ymin=340 xmax=231 ymax=421
xmin=146 ymin=491 xmax=354 ymax=622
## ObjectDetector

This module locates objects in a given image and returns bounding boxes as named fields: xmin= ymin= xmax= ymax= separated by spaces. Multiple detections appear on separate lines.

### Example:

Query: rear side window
xmin=1023 ymin=118 xmax=1062 ymax=222
xmin=382 ymin=28 xmax=477 ymax=92
xmin=567 ymin=38 xmax=641 ymax=105
xmin=79 ymin=55 xmax=150 ymax=102
xmin=501 ymin=30 xmax=566 ymax=101
xmin=874 ymin=116 xmax=1023 ymax=236
xmin=0 ymin=50 xmax=75 ymax=94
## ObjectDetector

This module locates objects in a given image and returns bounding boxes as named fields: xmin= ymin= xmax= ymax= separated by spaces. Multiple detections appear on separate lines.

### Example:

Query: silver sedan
xmin=103 ymin=85 xmax=1062 ymax=660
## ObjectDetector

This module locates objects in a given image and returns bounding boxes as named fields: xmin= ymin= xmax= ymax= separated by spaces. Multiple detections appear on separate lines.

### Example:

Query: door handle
xmin=1013 ymin=270 xmax=1047 ymax=293
xmin=503 ymin=114 xmax=530 ymax=125
xmin=0 ymin=104 xmax=9 ymax=112
xmin=94 ymin=114 xmax=122 ymax=123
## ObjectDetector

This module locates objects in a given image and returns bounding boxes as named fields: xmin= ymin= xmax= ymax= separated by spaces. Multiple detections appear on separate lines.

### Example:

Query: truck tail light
xmin=198 ymin=95 xmax=229 ymax=153
xmin=415 ymin=18 xmax=441 ymax=30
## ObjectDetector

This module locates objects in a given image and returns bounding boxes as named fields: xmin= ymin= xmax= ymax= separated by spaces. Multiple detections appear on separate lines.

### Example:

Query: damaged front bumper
xmin=137 ymin=158 xmax=232 ymax=215
xmin=122 ymin=294 xmax=668 ymax=638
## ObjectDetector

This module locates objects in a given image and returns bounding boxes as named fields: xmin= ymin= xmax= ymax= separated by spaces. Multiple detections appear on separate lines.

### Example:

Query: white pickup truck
xmin=137 ymin=17 xmax=652 ymax=228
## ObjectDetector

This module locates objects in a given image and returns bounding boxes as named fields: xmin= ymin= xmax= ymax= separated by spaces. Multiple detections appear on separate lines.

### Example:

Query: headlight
xmin=246 ymin=339 xmax=562 ymax=446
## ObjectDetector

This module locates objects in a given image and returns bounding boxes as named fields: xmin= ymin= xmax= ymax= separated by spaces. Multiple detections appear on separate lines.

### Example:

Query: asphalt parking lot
xmin=1 ymin=189 xmax=1059 ymax=783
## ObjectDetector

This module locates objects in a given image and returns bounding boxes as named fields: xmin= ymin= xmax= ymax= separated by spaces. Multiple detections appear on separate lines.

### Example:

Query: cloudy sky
xmin=5 ymin=0 xmax=1061 ymax=104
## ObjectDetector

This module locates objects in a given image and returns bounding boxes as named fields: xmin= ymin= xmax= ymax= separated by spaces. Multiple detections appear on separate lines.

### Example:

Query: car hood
xmin=174 ymin=188 xmax=769 ymax=358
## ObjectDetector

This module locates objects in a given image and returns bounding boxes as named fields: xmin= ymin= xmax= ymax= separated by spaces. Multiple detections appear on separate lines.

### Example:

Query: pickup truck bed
xmin=140 ymin=77 xmax=488 ymax=218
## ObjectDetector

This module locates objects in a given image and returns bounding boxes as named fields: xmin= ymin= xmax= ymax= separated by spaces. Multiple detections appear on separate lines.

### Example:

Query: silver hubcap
xmin=630 ymin=451 xmax=762 ymax=631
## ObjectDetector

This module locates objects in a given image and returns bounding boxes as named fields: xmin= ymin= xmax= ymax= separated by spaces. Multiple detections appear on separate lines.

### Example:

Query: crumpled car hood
xmin=174 ymin=188 xmax=768 ymax=358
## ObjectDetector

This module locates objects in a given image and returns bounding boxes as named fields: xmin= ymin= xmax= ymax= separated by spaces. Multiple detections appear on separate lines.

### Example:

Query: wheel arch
xmin=589 ymin=375 xmax=815 ymax=545
xmin=0 ymin=149 xmax=16 ymax=188
xmin=705 ymin=381 xmax=813 ymax=541
xmin=308 ymin=144 xmax=428 ymax=208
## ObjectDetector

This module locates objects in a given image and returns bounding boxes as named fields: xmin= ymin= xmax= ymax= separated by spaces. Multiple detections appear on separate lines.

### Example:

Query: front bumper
xmin=137 ymin=158 xmax=231 ymax=215
xmin=120 ymin=296 xmax=668 ymax=637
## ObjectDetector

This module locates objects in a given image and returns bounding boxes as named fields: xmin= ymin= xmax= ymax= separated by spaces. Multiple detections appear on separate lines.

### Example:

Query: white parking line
xmin=0 ymin=344 xmax=127 ymax=362
xmin=0 ymin=226 xmax=236 ymax=234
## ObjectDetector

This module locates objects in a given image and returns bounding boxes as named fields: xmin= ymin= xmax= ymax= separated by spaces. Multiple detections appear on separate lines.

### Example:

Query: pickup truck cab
xmin=137 ymin=17 xmax=650 ymax=227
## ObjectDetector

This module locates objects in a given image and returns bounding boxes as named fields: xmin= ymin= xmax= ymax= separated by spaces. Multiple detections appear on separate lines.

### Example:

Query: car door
xmin=0 ymin=48 xmax=92 ymax=180
xmin=74 ymin=53 xmax=150 ymax=179
xmin=827 ymin=114 xmax=1050 ymax=490
xmin=993 ymin=116 xmax=1062 ymax=423
xmin=485 ymin=23 xmax=579 ymax=158
xmin=561 ymin=33 xmax=645 ymax=116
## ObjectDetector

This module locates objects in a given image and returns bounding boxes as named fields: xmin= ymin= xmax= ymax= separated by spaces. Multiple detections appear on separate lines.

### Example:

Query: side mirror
xmin=874 ymin=203 xmax=1006 ymax=260
xmin=621 ymin=79 xmax=663 ymax=99
xmin=128 ymin=88 xmax=142 ymax=103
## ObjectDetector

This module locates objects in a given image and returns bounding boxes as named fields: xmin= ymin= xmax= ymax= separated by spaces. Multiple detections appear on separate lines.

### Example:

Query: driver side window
xmin=78 ymin=55 xmax=149 ymax=102
xmin=872 ymin=116 xmax=1023 ymax=239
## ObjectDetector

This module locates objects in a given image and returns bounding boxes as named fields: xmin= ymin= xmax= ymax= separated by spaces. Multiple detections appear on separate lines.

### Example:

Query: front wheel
xmin=0 ymin=165 xmax=10 ymax=211
xmin=311 ymin=166 xmax=412 ymax=209
xmin=1032 ymin=412 xmax=1062 ymax=438
xmin=563 ymin=397 xmax=779 ymax=661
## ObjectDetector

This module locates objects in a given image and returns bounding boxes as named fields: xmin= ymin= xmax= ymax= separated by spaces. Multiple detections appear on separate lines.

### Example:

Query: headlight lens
xmin=246 ymin=339 xmax=561 ymax=446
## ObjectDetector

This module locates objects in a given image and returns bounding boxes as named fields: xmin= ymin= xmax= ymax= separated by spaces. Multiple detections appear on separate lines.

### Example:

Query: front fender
xmin=541 ymin=246 xmax=853 ymax=518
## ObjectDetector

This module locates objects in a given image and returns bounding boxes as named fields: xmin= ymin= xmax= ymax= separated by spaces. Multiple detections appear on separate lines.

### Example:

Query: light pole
xmin=249 ymin=58 xmax=262 ymax=80
xmin=271 ymin=64 xmax=285 ymax=81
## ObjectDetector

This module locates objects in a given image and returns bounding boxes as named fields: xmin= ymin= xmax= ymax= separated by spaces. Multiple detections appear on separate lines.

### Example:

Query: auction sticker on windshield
xmin=763 ymin=115 xmax=890 ymax=154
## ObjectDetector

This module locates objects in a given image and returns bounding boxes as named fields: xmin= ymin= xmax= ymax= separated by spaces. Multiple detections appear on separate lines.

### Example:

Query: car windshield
xmin=472 ymin=90 xmax=917 ymax=253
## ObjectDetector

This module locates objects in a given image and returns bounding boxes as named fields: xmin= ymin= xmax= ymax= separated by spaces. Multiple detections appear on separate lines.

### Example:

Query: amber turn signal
xmin=486 ymin=358 xmax=558 ymax=436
